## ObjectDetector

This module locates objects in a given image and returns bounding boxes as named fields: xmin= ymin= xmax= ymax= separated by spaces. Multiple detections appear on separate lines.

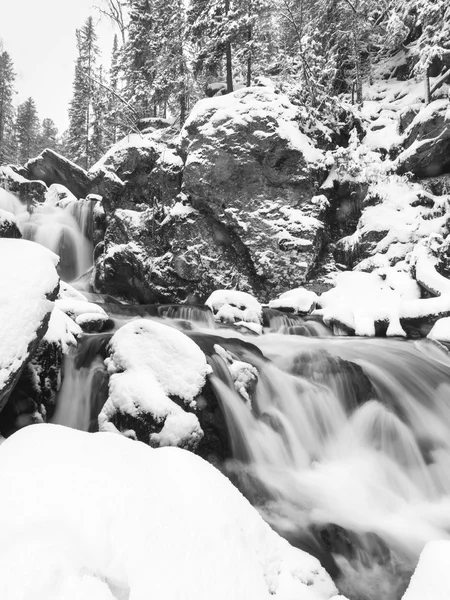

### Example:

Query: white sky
xmin=1 ymin=0 xmax=116 ymax=133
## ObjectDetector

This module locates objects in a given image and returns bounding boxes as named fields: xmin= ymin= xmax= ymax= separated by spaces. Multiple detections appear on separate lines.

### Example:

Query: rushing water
xmin=52 ymin=304 xmax=450 ymax=600
xmin=0 ymin=186 xmax=94 ymax=281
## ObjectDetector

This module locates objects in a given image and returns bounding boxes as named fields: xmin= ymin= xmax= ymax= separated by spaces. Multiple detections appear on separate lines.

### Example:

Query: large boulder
xmin=0 ymin=239 xmax=59 ymax=412
xmin=94 ymin=202 xmax=261 ymax=303
xmin=0 ymin=209 xmax=21 ymax=239
xmin=89 ymin=133 xmax=183 ymax=210
xmin=181 ymin=86 xmax=328 ymax=297
xmin=25 ymin=149 xmax=92 ymax=199
xmin=397 ymin=99 xmax=450 ymax=177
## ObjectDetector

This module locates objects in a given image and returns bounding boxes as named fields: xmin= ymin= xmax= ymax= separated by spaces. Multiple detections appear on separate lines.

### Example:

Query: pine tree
xmin=38 ymin=118 xmax=59 ymax=152
xmin=16 ymin=97 xmax=40 ymax=163
xmin=0 ymin=50 xmax=17 ymax=165
xmin=123 ymin=0 xmax=156 ymax=117
xmin=67 ymin=16 xmax=100 ymax=169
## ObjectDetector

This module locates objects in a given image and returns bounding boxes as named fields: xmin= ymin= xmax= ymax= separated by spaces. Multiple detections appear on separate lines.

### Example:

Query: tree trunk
xmin=247 ymin=23 xmax=252 ymax=87
xmin=424 ymin=66 xmax=432 ymax=104
xmin=225 ymin=0 xmax=233 ymax=93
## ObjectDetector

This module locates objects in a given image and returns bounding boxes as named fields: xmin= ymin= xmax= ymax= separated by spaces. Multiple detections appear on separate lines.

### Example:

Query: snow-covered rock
xmin=0 ymin=207 xmax=21 ymax=239
xmin=402 ymin=540 xmax=450 ymax=600
xmin=0 ymin=239 xmax=59 ymax=411
xmin=99 ymin=319 xmax=212 ymax=449
xmin=25 ymin=148 xmax=92 ymax=199
xmin=0 ymin=424 xmax=340 ymax=600
xmin=398 ymin=99 xmax=450 ymax=178
xmin=206 ymin=289 xmax=263 ymax=324
xmin=427 ymin=317 xmax=450 ymax=342
xmin=55 ymin=298 xmax=110 ymax=333
xmin=181 ymin=85 xmax=328 ymax=297
xmin=269 ymin=287 xmax=318 ymax=314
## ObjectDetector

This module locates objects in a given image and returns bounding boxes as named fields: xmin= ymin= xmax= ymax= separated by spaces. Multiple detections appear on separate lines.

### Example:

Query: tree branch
xmin=430 ymin=67 xmax=450 ymax=97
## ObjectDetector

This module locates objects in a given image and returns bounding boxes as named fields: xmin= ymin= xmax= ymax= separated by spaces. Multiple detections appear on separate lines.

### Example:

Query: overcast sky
xmin=1 ymin=0 xmax=116 ymax=132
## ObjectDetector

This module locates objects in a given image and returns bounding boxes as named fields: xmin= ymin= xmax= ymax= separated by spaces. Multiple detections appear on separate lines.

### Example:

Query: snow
xmin=427 ymin=318 xmax=450 ymax=343
xmin=105 ymin=319 xmax=211 ymax=403
xmin=183 ymin=86 xmax=324 ymax=164
xmin=90 ymin=133 xmax=183 ymax=173
xmin=214 ymin=345 xmax=258 ymax=404
xmin=0 ymin=424 xmax=340 ymax=600
xmin=0 ymin=207 xmax=17 ymax=226
xmin=55 ymin=298 xmax=108 ymax=320
xmin=206 ymin=290 xmax=263 ymax=324
xmin=402 ymin=541 xmax=450 ymax=600
xmin=0 ymin=239 xmax=59 ymax=391
xmin=269 ymin=287 xmax=318 ymax=314
xmin=44 ymin=308 xmax=82 ymax=354
xmin=99 ymin=320 xmax=212 ymax=448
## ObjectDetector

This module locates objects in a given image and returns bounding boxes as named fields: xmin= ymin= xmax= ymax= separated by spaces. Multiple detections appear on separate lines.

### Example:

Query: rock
xmin=26 ymin=149 xmax=92 ymax=199
xmin=90 ymin=133 xmax=183 ymax=210
xmin=99 ymin=320 xmax=212 ymax=451
xmin=269 ymin=287 xmax=318 ymax=314
xmin=0 ymin=209 xmax=21 ymax=239
xmin=0 ymin=165 xmax=48 ymax=205
xmin=181 ymin=86 xmax=328 ymax=298
xmin=94 ymin=204 xmax=261 ymax=303
xmin=397 ymin=99 xmax=450 ymax=177
xmin=0 ymin=239 xmax=59 ymax=412
xmin=136 ymin=116 xmax=172 ymax=132
xmin=290 ymin=350 xmax=376 ymax=411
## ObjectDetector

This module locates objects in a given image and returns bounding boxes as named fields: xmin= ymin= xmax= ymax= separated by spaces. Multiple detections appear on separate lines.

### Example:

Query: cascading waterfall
xmin=0 ymin=186 xmax=94 ymax=282
xmin=208 ymin=335 xmax=450 ymax=600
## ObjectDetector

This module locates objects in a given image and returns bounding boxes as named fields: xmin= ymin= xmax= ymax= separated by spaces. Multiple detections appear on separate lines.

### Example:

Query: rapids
xmin=53 ymin=307 xmax=450 ymax=600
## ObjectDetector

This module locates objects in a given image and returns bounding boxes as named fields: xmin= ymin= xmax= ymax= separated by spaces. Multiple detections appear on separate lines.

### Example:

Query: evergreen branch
xmin=430 ymin=67 xmax=450 ymax=97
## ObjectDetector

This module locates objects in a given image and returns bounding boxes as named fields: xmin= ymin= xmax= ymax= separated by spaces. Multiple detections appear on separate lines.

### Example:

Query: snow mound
xmin=0 ymin=424 xmax=339 ymax=600
xmin=269 ymin=287 xmax=318 ymax=314
xmin=99 ymin=320 xmax=212 ymax=449
xmin=402 ymin=541 xmax=450 ymax=600
xmin=206 ymin=290 xmax=263 ymax=324
xmin=427 ymin=318 xmax=450 ymax=343
xmin=0 ymin=239 xmax=59 ymax=399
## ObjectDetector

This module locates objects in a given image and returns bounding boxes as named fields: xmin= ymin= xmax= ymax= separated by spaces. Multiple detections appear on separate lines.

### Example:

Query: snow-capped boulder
xmin=0 ymin=165 xmax=48 ymax=205
xmin=0 ymin=424 xmax=341 ymax=600
xmin=397 ymin=99 xmax=450 ymax=177
xmin=427 ymin=317 xmax=450 ymax=342
xmin=181 ymin=86 xmax=328 ymax=297
xmin=25 ymin=149 xmax=92 ymax=199
xmin=206 ymin=289 xmax=263 ymax=325
xmin=401 ymin=540 xmax=450 ymax=600
xmin=99 ymin=319 xmax=211 ymax=450
xmin=0 ymin=239 xmax=59 ymax=412
xmin=89 ymin=133 xmax=183 ymax=211
xmin=269 ymin=287 xmax=318 ymax=314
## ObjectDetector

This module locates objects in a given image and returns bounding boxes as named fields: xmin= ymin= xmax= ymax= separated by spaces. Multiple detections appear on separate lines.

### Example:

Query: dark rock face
xmin=398 ymin=99 xmax=450 ymax=177
xmin=181 ymin=87 xmax=328 ymax=298
xmin=26 ymin=149 xmax=92 ymax=199
xmin=94 ymin=204 xmax=261 ymax=303
xmin=0 ymin=213 xmax=21 ymax=239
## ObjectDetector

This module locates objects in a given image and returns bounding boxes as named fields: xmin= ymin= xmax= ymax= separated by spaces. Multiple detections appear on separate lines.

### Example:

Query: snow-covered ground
xmin=0 ymin=424 xmax=342 ymax=600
